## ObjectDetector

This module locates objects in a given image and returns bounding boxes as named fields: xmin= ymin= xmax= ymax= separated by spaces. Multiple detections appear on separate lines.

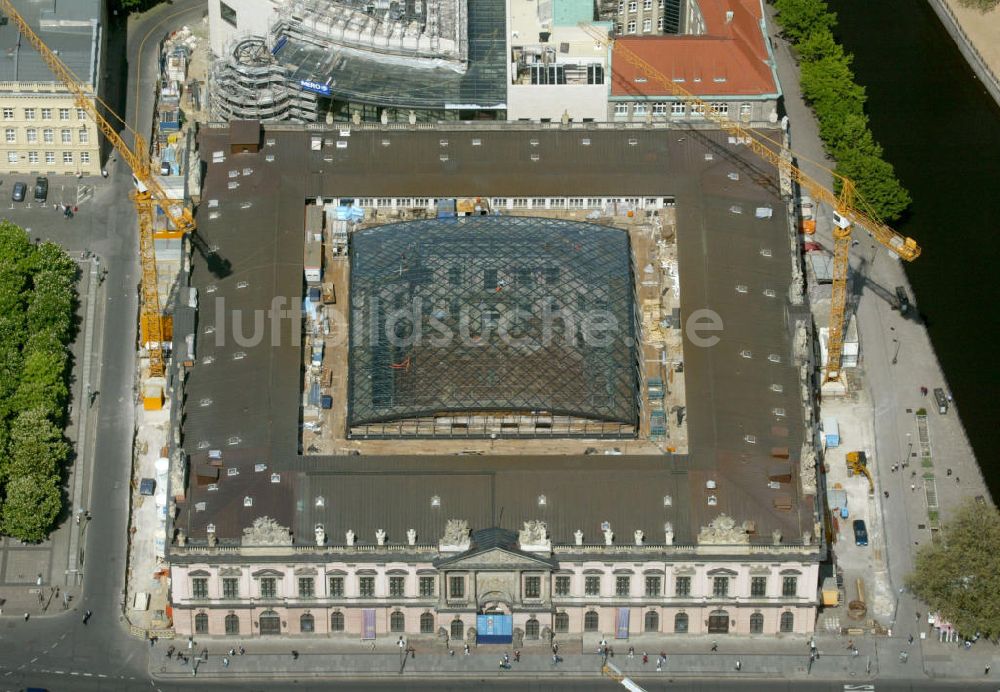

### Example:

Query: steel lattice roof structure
xmin=347 ymin=216 xmax=640 ymax=437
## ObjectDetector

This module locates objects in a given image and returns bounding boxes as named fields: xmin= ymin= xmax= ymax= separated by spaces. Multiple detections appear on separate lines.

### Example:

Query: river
xmin=825 ymin=0 xmax=1000 ymax=496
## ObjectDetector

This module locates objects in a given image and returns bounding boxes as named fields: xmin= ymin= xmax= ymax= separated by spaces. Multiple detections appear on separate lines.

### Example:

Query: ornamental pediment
xmin=436 ymin=547 xmax=555 ymax=570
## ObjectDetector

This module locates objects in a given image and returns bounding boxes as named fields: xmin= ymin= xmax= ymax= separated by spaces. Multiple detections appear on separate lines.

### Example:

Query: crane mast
xmin=0 ymin=0 xmax=196 ymax=380
xmin=583 ymin=25 xmax=921 ymax=383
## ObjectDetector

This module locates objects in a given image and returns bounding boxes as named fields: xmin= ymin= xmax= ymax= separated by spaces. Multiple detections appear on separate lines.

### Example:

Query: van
xmin=853 ymin=519 xmax=868 ymax=547
xmin=933 ymin=388 xmax=948 ymax=414
xmin=33 ymin=176 xmax=48 ymax=203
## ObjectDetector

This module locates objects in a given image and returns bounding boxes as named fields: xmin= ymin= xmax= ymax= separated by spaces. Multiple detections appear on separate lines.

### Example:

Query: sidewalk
xmin=148 ymin=634 xmax=880 ymax=680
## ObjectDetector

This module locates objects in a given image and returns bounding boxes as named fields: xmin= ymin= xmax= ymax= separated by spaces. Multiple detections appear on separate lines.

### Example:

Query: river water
xmin=825 ymin=0 xmax=1000 ymax=495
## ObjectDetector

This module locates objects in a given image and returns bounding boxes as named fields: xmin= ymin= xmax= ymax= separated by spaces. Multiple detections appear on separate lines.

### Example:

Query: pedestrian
xmin=503 ymin=652 xmax=510 ymax=666
xmin=167 ymin=646 xmax=175 ymax=659
xmin=628 ymin=646 xmax=635 ymax=659
xmin=911 ymin=483 xmax=916 ymax=492
xmin=908 ymin=634 xmax=914 ymax=644
xmin=239 ymin=646 xmax=245 ymax=656
xmin=884 ymin=491 xmax=890 ymax=498
xmin=642 ymin=652 xmax=649 ymax=664
xmin=229 ymin=648 xmax=236 ymax=657
xmin=370 ymin=640 xmax=376 ymax=651
xmin=656 ymin=657 xmax=662 ymax=672
xmin=188 ymin=636 xmax=194 ymax=650
xmin=149 ymin=636 xmax=155 ymax=647
xmin=223 ymin=657 xmax=230 ymax=667
xmin=552 ymin=643 xmax=558 ymax=655
xmin=986 ymin=664 xmax=991 ymax=675
xmin=736 ymin=659 xmax=742 ymax=671
xmin=711 ymin=640 xmax=718 ymax=652
xmin=398 ymin=635 xmax=405 ymax=650
xmin=82 ymin=610 xmax=92 ymax=624
xmin=292 ymin=650 xmax=299 ymax=660
xmin=551 ymin=653 xmax=559 ymax=666
xmin=956 ymin=477 xmax=960 ymax=484
xmin=464 ymin=643 xmax=471 ymax=656
xmin=409 ymin=646 xmax=415 ymax=660
xmin=23 ymin=613 xmax=29 ymax=622
xmin=449 ymin=648 xmax=455 ymax=657
xmin=514 ymin=650 xmax=520 ymax=662
xmin=499 ymin=657 xmax=506 ymax=671
xmin=847 ymin=639 xmax=854 ymax=650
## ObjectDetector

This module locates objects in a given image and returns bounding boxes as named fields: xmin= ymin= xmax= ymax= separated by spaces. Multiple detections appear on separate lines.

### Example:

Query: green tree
xmin=1 ymin=473 xmax=62 ymax=542
xmin=11 ymin=345 xmax=68 ymax=419
xmin=835 ymin=148 xmax=912 ymax=222
xmin=795 ymin=28 xmax=845 ymax=64
xmin=799 ymin=54 xmax=865 ymax=114
xmin=774 ymin=0 xmax=837 ymax=44
xmin=0 ymin=408 xmax=69 ymax=482
xmin=908 ymin=501 xmax=1000 ymax=636
xmin=957 ymin=0 xmax=1000 ymax=11
xmin=27 ymin=270 xmax=75 ymax=342
xmin=23 ymin=241 xmax=77 ymax=283
xmin=0 ymin=221 xmax=32 ymax=273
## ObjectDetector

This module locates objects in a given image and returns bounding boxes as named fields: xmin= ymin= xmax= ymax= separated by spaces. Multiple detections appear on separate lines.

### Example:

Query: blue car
xmin=853 ymin=519 xmax=869 ymax=547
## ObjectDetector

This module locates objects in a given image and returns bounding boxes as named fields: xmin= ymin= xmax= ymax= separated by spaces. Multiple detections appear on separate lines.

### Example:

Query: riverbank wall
xmin=926 ymin=0 xmax=1000 ymax=107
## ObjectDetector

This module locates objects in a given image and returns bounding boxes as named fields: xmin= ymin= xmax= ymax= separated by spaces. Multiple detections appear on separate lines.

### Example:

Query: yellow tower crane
xmin=0 ymin=0 xmax=196 ymax=386
xmin=580 ymin=24 xmax=921 ymax=383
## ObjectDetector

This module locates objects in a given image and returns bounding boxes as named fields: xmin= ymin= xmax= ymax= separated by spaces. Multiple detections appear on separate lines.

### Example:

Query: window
xmin=645 ymin=576 xmax=661 ymax=597
xmin=524 ymin=617 xmax=540 ymax=640
xmin=613 ymin=103 xmax=628 ymax=116
xmin=633 ymin=103 xmax=647 ymax=116
xmin=420 ymin=612 xmax=435 ymax=633
xmin=587 ymin=64 xmax=605 ymax=85
xmin=713 ymin=576 xmax=729 ymax=597
xmin=61 ymin=129 xmax=72 ymax=144
xmin=739 ymin=103 xmax=752 ymax=121
xmin=77 ymin=108 xmax=86 ymax=120
xmin=657 ymin=17 xmax=664 ymax=30
xmin=644 ymin=0 xmax=653 ymax=7
xmin=674 ymin=612 xmax=689 ymax=633
xmin=259 ymin=577 xmax=276 ymax=598
xmin=194 ymin=612 xmax=208 ymax=633
xmin=616 ymin=576 xmax=631 ymax=597
xmin=554 ymin=576 xmax=571 ymax=597
xmin=710 ymin=102 xmax=729 ymax=117
xmin=300 ymin=613 xmax=315 ymax=632
xmin=643 ymin=18 xmax=652 ymax=32
xmin=512 ymin=197 xmax=528 ymax=208
xmin=652 ymin=102 xmax=667 ymax=115
xmin=584 ymin=611 xmax=599 ymax=632
xmin=780 ymin=611 xmax=794 ymax=632
xmin=4 ymin=128 xmax=14 ymax=143
xmin=359 ymin=576 xmax=375 ymax=597
xmin=580 ymin=576 xmax=598 ymax=596
xmin=298 ymin=577 xmax=315 ymax=598
xmin=389 ymin=576 xmax=405 ymax=597
xmin=691 ymin=103 xmax=705 ymax=118
xmin=390 ymin=611 xmax=405 ymax=632
xmin=329 ymin=576 xmax=344 ymax=597
xmin=28 ymin=151 xmax=38 ymax=164
xmin=41 ymin=108 xmax=52 ymax=120
xmin=80 ymin=151 xmax=90 ymax=164
xmin=628 ymin=0 xmax=637 ymax=10
xmin=529 ymin=64 xmax=566 ymax=85
xmin=615 ymin=22 xmax=623 ymax=34
xmin=450 ymin=618 xmax=464 ymax=640
xmin=43 ymin=129 xmax=53 ymax=143
xmin=259 ymin=610 xmax=280 ymax=635
xmin=62 ymin=152 xmax=73 ymax=164
xmin=59 ymin=108 xmax=70 ymax=121
xmin=750 ymin=612 xmax=764 ymax=633
xmin=675 ymin=576 xmax=691 ymax=597
xmin=524 ymin=576 xmax=541 ymax=599
xmin=331 ymin=611 xmax=345 ymax=631
xmin=2 ymin=108 xmax=12 ymax=120
xmin=192 ymin=577 xmax=208 ymax=599
xmin=449 ymin=576 xmax=465 ymax=599
xmin=644 ymin=611 xmax=659 ymax=632
xmin=419 ymin=576 xmax=435 ymax=597
xmin=671 ymin=102 xmax=685 ymax=117
xmin=24 ymin=108 xmax=35 ymax=120
xmin=554 ymin=612 xmax=569 ymax=632
xmin=26 ymin=128 xmax=37 ymax=143
xmin=782 ymin=576 xmax=798 ymax=597
xmin=45 ymin=150 xmax=56 ymax=164
xmin=627 ymin=20 xmax=636 ymax=33
xmin=751 ymin=577 xmax=767 ymax=598
xmin=7 ymin=151 xmax=17 ymax=164
xmin=222 ymin=577 xmax=239 ymax=599
xmin=225 ymin=613 xmax=240 ymax=634
xmin=220 ymin=1 xmax=238 ymax=27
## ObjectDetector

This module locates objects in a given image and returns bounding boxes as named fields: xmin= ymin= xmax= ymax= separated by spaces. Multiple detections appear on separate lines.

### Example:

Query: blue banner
xmin=615 ymin=608 xmax=630 ymax=639
xmin=476 ymin=614 xmax=513 ymax=644
xmin=299 ymin=79 xmax=332 ymax=96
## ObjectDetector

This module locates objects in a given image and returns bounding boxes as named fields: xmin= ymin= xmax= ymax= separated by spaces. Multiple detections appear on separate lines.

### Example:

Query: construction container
xmin=823 ymin=417 xmax=840 ymax=448
xmin=143 ymin=381 xmax=164 ymax=410
xmin=821 ymin=577 xmax=840 ymax=606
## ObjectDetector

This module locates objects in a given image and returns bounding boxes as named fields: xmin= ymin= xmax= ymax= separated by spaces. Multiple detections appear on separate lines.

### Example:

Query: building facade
xmin=171 ymin=519 xmax=820 ymax=640
xmin=0 ymin=0 xmax=104 ymax=176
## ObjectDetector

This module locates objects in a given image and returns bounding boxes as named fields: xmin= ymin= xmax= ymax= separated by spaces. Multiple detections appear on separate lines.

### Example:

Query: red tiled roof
xmin=611 ymin=0 xmax=778 ymax=98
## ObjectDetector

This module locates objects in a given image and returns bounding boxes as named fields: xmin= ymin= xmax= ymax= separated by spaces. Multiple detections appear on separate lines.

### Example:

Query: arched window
xmin=644 ymin=610 xmax=659 ymax=633
xmin=554 ymin=612 xmax=569 ymax=633
xmin=194 ymin=612 xmax=208 ymax=634
xmin=225 ymin=613 xmax=240 ymax=635
xmin=300 ymin=613 xmax=315 ymax=633
xmin=420 ymin=612 xmax=435 ymax=634
xmin=450 ymin=618 xmax=464 ymax=640
xmin=780 ymin=611 xmax=794 ymax=633
xmin=525 ymin=617 xmax=540 ymax=639
xmin=674 ymin=612 xmax=688 ymax=633
xmin=331 ymin=611 xmax=345 ymax=632
xmin=390 ymin=611 xmax=405 ymax=633
xmin=584 ymin=611 xmax=599 ymax=632
xmin=750 ymin=612 xmax=764 ymax=634
xmin=259 ymin=609 xmax=280 ymax=635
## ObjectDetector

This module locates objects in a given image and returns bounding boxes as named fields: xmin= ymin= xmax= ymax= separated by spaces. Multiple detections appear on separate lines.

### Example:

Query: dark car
xmin=11 ymin=181 xmax=26 ymax=202
xmin=853 ymin=519 xmax=869 ymax=547
xmin=33 ymin=176 xmax=48 ymax=203
xmin=895 ymin=286 xmax=910 ymax=314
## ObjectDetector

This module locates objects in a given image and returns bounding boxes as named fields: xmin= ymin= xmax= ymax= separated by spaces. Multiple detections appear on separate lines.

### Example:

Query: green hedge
xmin=0 ymin=221 xmax=77 ymax=541
xmin=773 ymin=0 xmax=911 ymax=221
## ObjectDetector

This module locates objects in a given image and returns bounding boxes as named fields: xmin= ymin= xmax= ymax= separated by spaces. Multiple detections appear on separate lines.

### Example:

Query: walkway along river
xmin=826 ymin=0 xmax=1000 ymax=494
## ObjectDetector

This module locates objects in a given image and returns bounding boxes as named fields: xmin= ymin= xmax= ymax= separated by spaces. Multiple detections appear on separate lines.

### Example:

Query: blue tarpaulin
xmin=476 ymin=614 xmax=513 ymax=644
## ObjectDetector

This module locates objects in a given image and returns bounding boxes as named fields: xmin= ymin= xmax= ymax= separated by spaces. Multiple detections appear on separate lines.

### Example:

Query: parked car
xmin=853 ymin=519 xmax=869 ymax=547
xmin=895 ymin=286 xmax=910 ymax=314
xmin=11 ymin=181 xmax=26 ymax=202
xmin=33 ymin=176 xmax=48 ymax=203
